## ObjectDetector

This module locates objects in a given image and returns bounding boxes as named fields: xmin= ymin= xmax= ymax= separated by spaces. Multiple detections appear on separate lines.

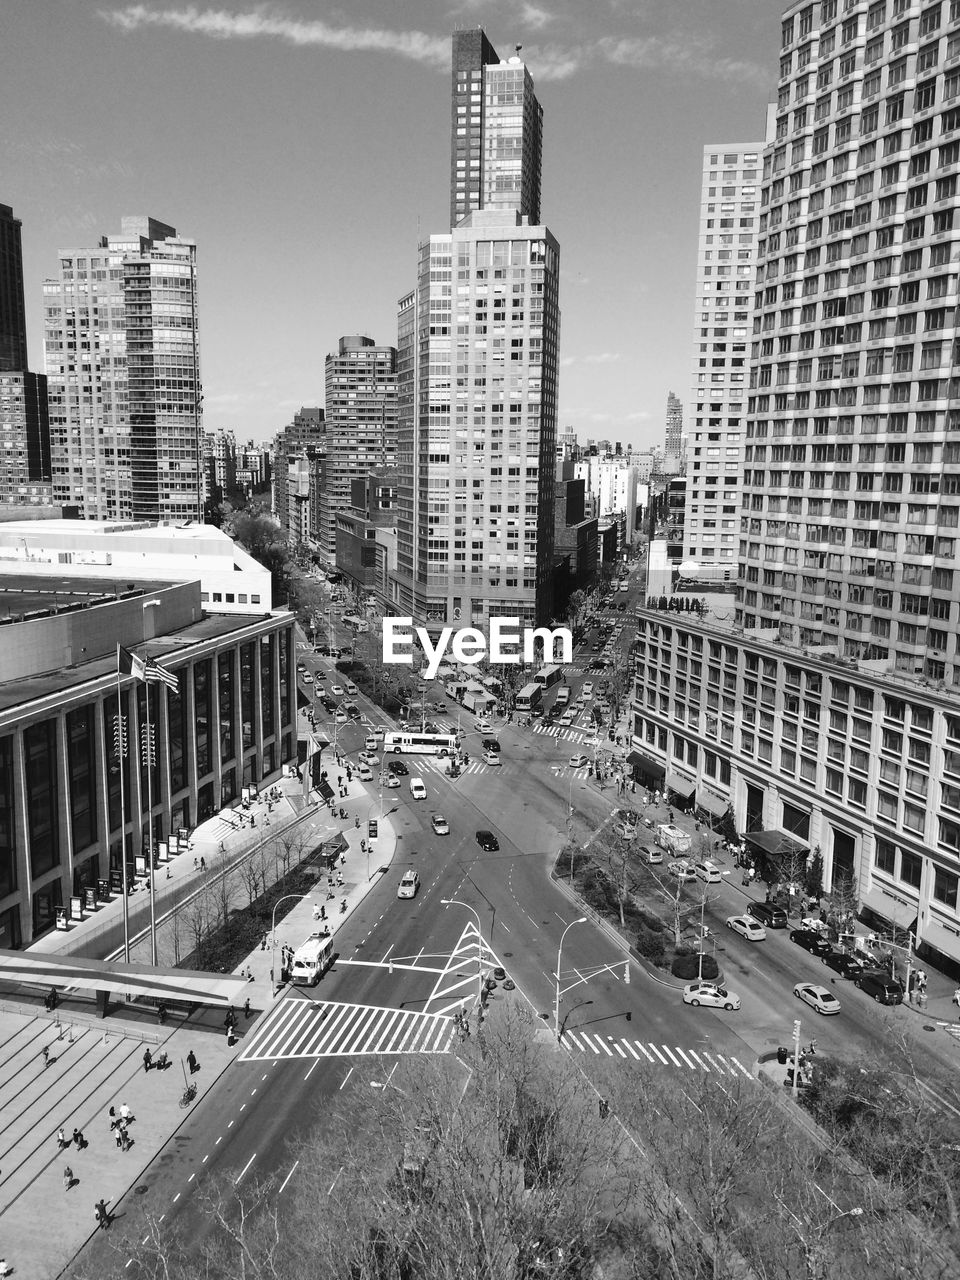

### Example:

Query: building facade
xmin=0 ymin=203 xmax=29 ymax=374
xmin=271 ymin=406 xmax=324 ymax=545
xmin=392 ymin=33 xmax=560 ymax=633
xmin=683 ymin=139 xmax=767 ymax=578
xmin=0 ymin=580 xmax=295 ymax=947
xmin=319 ymin=336 xmax=398 ymax=558
xmin=664 ymin=390 xmax=684 ymax=461
xmin=43 ymin=217 xmax=202 ymax=523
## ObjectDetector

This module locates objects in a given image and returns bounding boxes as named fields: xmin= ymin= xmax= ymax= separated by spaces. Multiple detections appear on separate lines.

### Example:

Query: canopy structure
xmin=696 ymin=790 xmax=728 ymax=819
xmin=744 ymin=830 xmax=808 ymax=860
xmin=665 ymin=773 xmax=696 ymax=799
xmin=0 ymin=949 xmax=248 ymax=1007
xmin=626 ymin=750 xmax=665 ymax=780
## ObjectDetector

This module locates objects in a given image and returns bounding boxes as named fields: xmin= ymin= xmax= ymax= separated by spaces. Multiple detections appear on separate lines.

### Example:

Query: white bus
xmin=515 ymin=683 xmax=543 ymax=712
xmin=534 ymin=664 xmax=564 ymax=690
xmin=291 ymin=932 xmax=334 ymax=986
xmin=341 ymin=615 xmax=369 ymax=633
xmin=383 ymin=731 xmax=458 ymax=757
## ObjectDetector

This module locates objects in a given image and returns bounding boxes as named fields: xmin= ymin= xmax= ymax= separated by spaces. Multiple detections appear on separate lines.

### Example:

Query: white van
xmin=291 ymin=932 xmax=333 ymax=986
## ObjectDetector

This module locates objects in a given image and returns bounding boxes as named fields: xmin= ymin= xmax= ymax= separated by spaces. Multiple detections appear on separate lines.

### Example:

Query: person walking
xmin=72 ymin=1127 xmax=86 ymax=1150
xmin=243 ymin=998 xmax=251 ymax=1019
xmin=143 ymin=1048 xmax=153 ymax=1073
xmin=63 ymin=1164 xmax=74 ymax=1191
xmin=41 ymin=1045 xmax=51 ymax=1068
xmin=187 ymin=1049 xmax=199 ymax=1075
xmin=119 ymin=1102 xmax=133 ymax=1124
xmin=95 ymin=1199 xmax=111 ymax=1230
xmin=200 ymin=856 xmax=206 ymax=872
xmin=56 ymin=1127 xmax=67 ymax=1150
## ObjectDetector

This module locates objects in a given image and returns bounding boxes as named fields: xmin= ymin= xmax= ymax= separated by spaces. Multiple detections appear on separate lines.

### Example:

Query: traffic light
xmin=368 ymin=819 xmax=378 ymax=840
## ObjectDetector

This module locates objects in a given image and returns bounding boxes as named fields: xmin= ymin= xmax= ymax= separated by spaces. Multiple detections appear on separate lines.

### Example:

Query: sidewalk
xmin=0 ymin=765 xmax=400 ymax=1279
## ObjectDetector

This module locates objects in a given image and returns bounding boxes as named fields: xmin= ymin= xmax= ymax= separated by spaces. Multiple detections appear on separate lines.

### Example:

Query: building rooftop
xmin=0 ymin=575 xmax=172 ymax=624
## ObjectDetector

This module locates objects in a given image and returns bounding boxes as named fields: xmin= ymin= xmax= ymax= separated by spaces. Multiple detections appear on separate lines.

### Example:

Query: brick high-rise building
xmin=43 ymin=216 xmax=202 ymax=522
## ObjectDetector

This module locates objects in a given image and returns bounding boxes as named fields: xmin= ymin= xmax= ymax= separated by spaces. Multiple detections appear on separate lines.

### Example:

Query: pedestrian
xmin=57 ymin=1126 xmax=67 ymax=1149
xmin=120 ymin=1127 xmax=132 ymax=1152
xmin=119 ymin=1102 xmax=133 ymax=1123
xmin=63 ymin=1164 xmax=74 ymax=1191
xmin=243 ymin=998 xmax=251 ymax=1019
xmin=200 ymin=856 xmax=206 ymax=872
xmin=143 ymin=1048 xmax=152 ymax=1073
xmin=115 ymin=1126 xmax=124 ymax=1150
xmin=157 ymin=1002 xmax=167 ymax=1025
xmin=95 ymin=1199 xmax=111 ymax=1230
xmin=917 ymin=969 xmax=928 ymax=993
xmin=72 ymin=1127 xmax=85 ymax=1150
xmin=313 ymin=902 xmax=321 ymax=920
xmin=193 ymin=857 xmax=199 ymax=870
xmin=108 ymin=1106 xmax=118 ymax=1131
xmin=219 ymin=841 xmax=225 ymax=853
xmin=41 ymin=1045 xmax=50 ymax=1068
xmin=260 ymin=932 xmax=267 ymax=951
xmin=187 ymin=1050 xmax=199 ymax=1075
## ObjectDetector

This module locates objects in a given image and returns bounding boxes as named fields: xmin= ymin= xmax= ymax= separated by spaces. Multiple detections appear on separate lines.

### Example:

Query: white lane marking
xmin=340 ymin=1065 xmax=354 ymax=1090
xmin=235 ymin=1153 xmax=257 ymax=1185
xmin=278 ymin=1160 xmax=299 ymax=1194
xmin=634 ymin=1042 xmax=656 ymax=1062
xmin=647 ymin=1044 xmax=668 ymax=1064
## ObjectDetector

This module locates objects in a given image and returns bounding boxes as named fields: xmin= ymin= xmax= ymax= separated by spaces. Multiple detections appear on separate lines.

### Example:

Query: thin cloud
xmin=598 ymin=33 xmax=770 ymax=89
xmin=584 ymin=352 xmax=621 ymax=364
xmin=521 ymin=3 xmax=554 ymax=31
xmin=99 ymin=5 xmax=450 ymax=67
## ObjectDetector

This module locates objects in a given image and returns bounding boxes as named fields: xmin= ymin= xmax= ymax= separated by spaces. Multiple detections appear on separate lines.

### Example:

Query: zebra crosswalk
xmin=533 ymin=723 xmax=592 ymax=742
xmin=559 ymin=1030 xmax=752 ymax=1078
xmin=238 ymin=997 xmax=455 ymax=1062
xmin=409 ymin=757 xmax=489 ymax=776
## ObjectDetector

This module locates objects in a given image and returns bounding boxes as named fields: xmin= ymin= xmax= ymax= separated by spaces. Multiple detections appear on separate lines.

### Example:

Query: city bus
xmin=341 ymin=614 xmax=370 ymax=633
xmin=515 ymin=683 xmax=543 ymax=712
xmin=534 ymin=664 xmax=564 ymax=690
xmin=383 ymin=731 xmax=458 ymax=757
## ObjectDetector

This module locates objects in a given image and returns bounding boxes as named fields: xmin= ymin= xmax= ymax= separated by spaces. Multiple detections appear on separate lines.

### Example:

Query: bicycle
xmin=179 ymin=1082 xmax=198 ymax=1108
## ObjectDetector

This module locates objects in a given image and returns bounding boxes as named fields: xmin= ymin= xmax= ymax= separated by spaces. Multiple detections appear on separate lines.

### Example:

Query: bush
xmin=635 ymin=926 xmax=666 ymax=965
xmin=670 ymin=952 xmax=719 ymax=981
xmin=637 ymin=908 xmax=665 ymax=933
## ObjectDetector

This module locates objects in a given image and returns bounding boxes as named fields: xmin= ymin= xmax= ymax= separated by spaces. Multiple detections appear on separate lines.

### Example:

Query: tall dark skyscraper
xmin=394 ymin=32 xmax=559 ymax=631
xmin=450 ymin=29 xmax=543 ymax=229
xmin=0 ymin=202 xmax=51 ymax=506
xmin=0 ymin=204 xmax=29 ymax=373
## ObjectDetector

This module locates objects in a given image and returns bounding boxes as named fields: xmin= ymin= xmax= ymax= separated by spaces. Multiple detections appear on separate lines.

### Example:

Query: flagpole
xmin=145 ymin=686 xmax=157 ymax=966
xmin=115 ymin=644 xmax=130 ymax=965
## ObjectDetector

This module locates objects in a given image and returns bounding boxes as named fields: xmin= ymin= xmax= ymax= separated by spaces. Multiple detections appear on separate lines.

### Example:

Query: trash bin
xmin=777 ymin=1046 xmax=789 ymax=1065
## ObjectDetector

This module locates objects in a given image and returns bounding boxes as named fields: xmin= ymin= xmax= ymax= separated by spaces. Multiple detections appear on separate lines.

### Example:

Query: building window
xmin=899 ymin=849 xmax=923 ymax=888
xmin=875 ymin=839 xmax=897 ymax=875
xmin=934 ymin=867 xmax=959 ymax=910
xmin=25 ymin=719 xmax=60 ymax=880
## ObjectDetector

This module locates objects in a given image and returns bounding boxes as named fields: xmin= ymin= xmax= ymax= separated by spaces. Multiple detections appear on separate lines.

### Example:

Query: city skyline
xmin=0 ymin=1 xmax=782 ymax=449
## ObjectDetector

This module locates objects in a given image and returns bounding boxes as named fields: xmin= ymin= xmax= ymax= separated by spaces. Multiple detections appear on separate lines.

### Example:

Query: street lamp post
xmin=271 ymin=892 xmax=314 ymax=994
xmin=554 ymin=916 xmax=587 ymax=1038
xmin=440 ymin=898 xmax=485 ymax=1006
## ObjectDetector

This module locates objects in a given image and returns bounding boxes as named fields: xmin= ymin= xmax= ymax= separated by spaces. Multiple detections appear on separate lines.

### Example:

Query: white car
xmin=346 ymin=681 xmax=359 ymax=696
xmin=372 ymin=726 xmax=386 ymax=740
xmin=793 ymin=983 xmax=841 ymax=1016
xmin=357 ymin=764 xmax=373 ymax=782
xmin=581 ymin=682 xmax=594 ymax=697
xmin=301 ymin=672 xmax=313 ymax=684
xmin=640 ymin=847 xmax=663 ymax=865
xmin=358 ymin=751 xmax=379 ymax=766
xmin=335 ymin=710 xmax=348 ymax=724
xmin=476 ymin=719 xmax=492 ymax=732
xmin=364 ymin=736 xmax=378 ymax=751
xmin=559 ymin=710 xmax=576 ymax=726
xmin=726 ymin=914 xmax=767 ymax=942
xmin=431 ymin=813 xmax=450 ymax=835
xmin=667 ymin=860 xmax=697 ymax=883
xmin=483 ymin=750 xmax=501 ymax=766
xmin=569 ymin=753 xmax=589 ymax=768
xmin=409 ymin=778 xmax=427 ymax=800
xmin=682 ymin=981 xmax=742 ymax=1011
xmin=330 ymin=684 xmax=345 ymax=696
xmin=693 ymin=860 xmax=723 ymax=884
xmin=384 ymin=774 xmax=401 ymax=789
xmin=397 ymin=870 xmax=420 ymax=899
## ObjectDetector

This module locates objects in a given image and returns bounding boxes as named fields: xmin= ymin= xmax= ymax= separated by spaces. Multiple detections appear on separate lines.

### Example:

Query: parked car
xmin=726 ymin=914 xmax=766 ymax=941
xmin=397 ymin=870 xmax=420 ymax=899
xmin=682 ymin=981 xmax=741 ymax=1011
xmin=793 ymin=983 xmax=841 ymax=1016
xmin=388 ymin=760 xmax=409 ymax=776
xmin=820 ymin=949 xmax=868 ymax=979
xmin=431 ymin=813 xmax=449 ymax=835
xmin=409 ymin=778 xmax=427 ymax=801
xmin=667 ymin=860 xmax=697 ymax=883
xmin=745 ymin=901 xmax=789 ymax=929
xmin=854 ymin=970 xmax=904 ymax=1005
xmin=790 ymin=928 xmax=834 ymax=957
xmin=476 ymin=830 xmax=500 ymax=852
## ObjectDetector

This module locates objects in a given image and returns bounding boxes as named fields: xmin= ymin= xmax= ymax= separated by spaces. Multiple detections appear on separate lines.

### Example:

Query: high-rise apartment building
xmin=683 ymin=139 xmax=767 ymax=577
xmin=393 ymin=33 xmax=559 ymax=631
xmin=271 ymin=406 xmax=324 ymax=544
xmin=0 ymin=203 xmax=51 ymax=508
xmin=450 ymin=29 xmax=542 ymax=230
xmin=43 ymin=216 xmax=201 ymax=522
xmin=631 ymin=0 xmax=960 ymax=975
xmin=664 ymin=391 xmax=683 ymax=460
xmin=319 ymin=336 xmax=398 ymax=558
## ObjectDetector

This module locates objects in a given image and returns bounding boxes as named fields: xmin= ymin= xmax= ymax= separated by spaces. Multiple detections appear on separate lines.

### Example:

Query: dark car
xmin=790 ymin=928 xmax=833 ymax=957
xmin=388 ymin=760 xmax=409 ymax=776
xmin=481 ymin=738 xmax=501 ymax=754
xmin=617 ymin=602 xmax=627 ymax=612
xmin=745 ymin=901 xmax=788 ymax=929
xmin=476 ymin=830 xmax=500 ymax=851
xmin=320 ymin=697 xmax=336 ymax=713
xmin=854 ymin=970 xmax=904 ymax=1005
xmin=347 ymin=704 xmax=362 ymax=720
xmin=821 ymin=949 xmax=868 ymax=979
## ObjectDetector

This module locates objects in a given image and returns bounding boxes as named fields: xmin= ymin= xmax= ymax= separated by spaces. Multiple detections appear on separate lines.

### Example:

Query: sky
xmin=2 ymin=0 xmax=782 ymax=450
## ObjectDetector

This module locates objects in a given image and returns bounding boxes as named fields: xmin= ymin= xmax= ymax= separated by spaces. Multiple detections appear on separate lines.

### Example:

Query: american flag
xmin=117 ymin=645 xmax=180 ymax=693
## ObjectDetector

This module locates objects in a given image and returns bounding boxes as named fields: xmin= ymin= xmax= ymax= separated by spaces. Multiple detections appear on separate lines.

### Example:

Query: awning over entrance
xmin=918 ymin=912 xmax=960 ymax=967
xmin=626 ymin=751 xmax=665 ymax=779
xmin=665 ymin=773 xmax=696 ymax=799
xmin=744 ymin=829 xmax=808 ymax=860
xmin=317 ymin=779 xmax=334 ymax=802
xmin=860 ymin=886 xmax=918 ymax=935
xmin=696 ymin=790 xmax=728 ymax=819
xmin=0 ymin=950 xmax=247 ymax=1007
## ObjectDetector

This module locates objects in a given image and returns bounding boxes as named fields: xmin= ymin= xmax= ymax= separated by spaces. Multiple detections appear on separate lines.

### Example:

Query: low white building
xmin=0 ymin=519 xmax=271 ymax=613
